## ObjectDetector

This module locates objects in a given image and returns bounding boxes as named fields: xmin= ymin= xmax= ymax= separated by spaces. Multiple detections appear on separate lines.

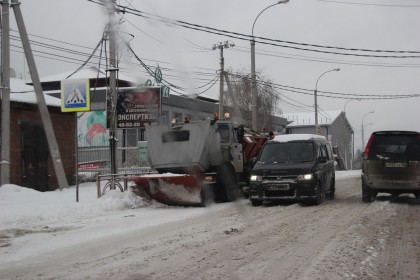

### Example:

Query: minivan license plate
xmin=267 ymin=184 xmax=289 ymax=190
xmin=385 ymin=162 xmax=406 ymax=168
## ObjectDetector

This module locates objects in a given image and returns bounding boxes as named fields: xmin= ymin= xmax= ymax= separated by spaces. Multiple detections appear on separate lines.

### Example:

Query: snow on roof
xmin=40 ymin=67 xmax=145 ymax=86
xmin=282 ymin=110 xmax=342 ymax=127
xmin=271 ymin=134 xmax=326 ymax=143
xmin=10 ymin=78 xmax=61 ymax=107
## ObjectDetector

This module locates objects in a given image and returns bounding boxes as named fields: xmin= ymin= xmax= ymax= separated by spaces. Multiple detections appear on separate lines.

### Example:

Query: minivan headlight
xmin=297 ymin=174 xmax=313 ymax=181
xmin=250 ymin=175 xmax=262 ymax=182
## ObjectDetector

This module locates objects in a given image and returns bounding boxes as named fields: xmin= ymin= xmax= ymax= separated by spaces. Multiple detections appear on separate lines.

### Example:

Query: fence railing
xmin=77 ymin=145 xmax=152 ymax=182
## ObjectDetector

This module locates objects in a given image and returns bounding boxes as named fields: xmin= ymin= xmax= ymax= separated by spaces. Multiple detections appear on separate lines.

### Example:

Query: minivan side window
xmin=326 ymin=144 xmax=334 ymax=160
xmin=319 ymin=144 xmax=328 ymax=158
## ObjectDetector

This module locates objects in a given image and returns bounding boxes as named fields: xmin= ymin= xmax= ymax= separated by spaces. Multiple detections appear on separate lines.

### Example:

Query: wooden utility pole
xmin=11 ymin=0 xmax=69 ymax=189
xmin=1 ymin=0 xmax=11 ymax=185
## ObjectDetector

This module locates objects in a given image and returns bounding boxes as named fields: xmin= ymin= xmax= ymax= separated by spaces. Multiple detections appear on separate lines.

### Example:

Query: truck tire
xmin=215 ymin=163 xmax=242 ymax=202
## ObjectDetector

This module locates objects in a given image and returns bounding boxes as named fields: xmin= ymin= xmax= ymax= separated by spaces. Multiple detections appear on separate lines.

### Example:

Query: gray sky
xmin=9 ymin=0 xmax=420 ymax=150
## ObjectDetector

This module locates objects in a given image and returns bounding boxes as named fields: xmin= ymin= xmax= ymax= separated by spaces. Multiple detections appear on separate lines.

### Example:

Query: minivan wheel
xmin=313 ymin=181 xmax=323 ymax=205
xmin=251 ymin=199 xmax=263 ymax=207
xmin=327 ymin=178 xmax=335 ymax=200
xmin=362 ymin=184 xmax=372 ymax=202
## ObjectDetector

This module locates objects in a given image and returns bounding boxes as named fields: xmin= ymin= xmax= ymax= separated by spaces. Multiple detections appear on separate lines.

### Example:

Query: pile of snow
xmin=0 ymin=182 xmax=161 ymax=230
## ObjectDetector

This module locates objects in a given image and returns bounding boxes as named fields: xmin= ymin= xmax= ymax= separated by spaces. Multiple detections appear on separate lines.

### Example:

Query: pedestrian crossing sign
xmin=61 ymin=79 xmax=90 ymax=112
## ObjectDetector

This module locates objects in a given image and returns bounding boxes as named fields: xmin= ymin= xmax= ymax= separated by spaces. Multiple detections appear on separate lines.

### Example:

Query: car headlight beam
xmin=297 ymin=174 xmax=313 ymax=181
xmin=250 ymin=175 xmax=262 ymax=182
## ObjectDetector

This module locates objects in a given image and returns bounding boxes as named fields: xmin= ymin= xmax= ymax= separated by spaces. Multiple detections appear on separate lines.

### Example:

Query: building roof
xmin=10 ymin=78 xmax=61 ymax=107
xmin=39 ymin=67 xmax=144 ymax=85
xmin=282 ymin=110 xmax=343 ymax=127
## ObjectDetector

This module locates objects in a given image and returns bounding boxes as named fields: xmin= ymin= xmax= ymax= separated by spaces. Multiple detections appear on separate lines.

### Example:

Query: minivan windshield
xmin=259 ymin=142 xmax=314 ymax=163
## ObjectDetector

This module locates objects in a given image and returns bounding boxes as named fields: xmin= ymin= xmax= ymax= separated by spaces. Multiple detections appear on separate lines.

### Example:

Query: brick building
xmin=0 ymin=78 xmax=75 ymax=191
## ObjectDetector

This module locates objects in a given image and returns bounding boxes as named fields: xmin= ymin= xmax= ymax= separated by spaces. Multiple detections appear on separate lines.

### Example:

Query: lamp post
xmin=314 ymin=68 xmax=340 ymax=134
xmin=251 ymin=0 xmax=289 ymax=131
xmin=343 ymin=99 xmax=360 ymax=115
xmin=361 ymin=111 xmax=374 ymax=149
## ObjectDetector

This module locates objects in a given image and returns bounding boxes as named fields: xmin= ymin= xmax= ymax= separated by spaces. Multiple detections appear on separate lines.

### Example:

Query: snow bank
xmin=0 ymin=183 xmax=159 ymax=230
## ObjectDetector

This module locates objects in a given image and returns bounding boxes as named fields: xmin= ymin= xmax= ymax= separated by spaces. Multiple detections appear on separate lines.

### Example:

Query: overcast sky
xmin=9 ymin=0 xmax=420 ymax=150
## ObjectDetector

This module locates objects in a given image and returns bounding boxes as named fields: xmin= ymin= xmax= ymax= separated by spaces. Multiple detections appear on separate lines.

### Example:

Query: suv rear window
xmin=368 ymin=134 xmax=420 ymax=160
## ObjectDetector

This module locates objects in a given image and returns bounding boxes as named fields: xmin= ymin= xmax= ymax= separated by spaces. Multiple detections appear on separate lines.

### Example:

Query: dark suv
xmin=361 ymin=131 xmax=420 ymax=202
xmin=248 ymin=134 xmax=335 ymax=206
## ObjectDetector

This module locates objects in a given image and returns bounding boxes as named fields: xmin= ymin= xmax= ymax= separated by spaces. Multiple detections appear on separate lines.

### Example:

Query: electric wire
xmin=98 ymin=1 xmax=420 ymax=58
xmin=315 ymin=0 xmax=420 ymax=8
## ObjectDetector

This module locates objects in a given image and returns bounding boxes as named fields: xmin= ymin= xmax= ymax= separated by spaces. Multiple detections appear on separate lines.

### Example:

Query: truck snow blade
xmin=131 ymin=174 xmax=204 ymax=206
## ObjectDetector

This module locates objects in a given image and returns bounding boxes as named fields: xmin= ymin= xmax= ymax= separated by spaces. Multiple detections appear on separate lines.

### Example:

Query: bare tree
xmin=224 ymin=68 xmax=281 ymax=131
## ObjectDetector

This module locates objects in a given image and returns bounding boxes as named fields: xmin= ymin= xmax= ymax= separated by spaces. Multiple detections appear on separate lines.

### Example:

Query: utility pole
xmin=212 ymin=41 xmax=234 ymax=118
xmin=250 ymin=39 xmax=257 ymax=131
xmin=1 ymin=0 xmax=11 ymax=185
xmin=107 ymin=1 xmax=118 ymax=176
xmin=11 ymin=0 xmax=69 ymax=188
xmin=223 ymin=72 xmax=243 ymax=124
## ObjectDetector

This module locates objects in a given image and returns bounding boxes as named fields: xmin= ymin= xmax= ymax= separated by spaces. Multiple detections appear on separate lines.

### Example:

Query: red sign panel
xmin=116 ymin=87 xmax=161 ymax=129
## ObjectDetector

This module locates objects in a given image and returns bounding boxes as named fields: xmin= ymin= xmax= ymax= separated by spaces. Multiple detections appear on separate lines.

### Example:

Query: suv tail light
xmin=364 ymin=134 xmax=375 ymax=155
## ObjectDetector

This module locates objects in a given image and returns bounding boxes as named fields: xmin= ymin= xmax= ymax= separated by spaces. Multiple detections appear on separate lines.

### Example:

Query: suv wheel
xmin=362 ymin=183 xmax=373 ymax=202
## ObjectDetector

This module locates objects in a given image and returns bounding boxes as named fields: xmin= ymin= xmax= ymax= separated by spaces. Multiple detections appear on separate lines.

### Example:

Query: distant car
xmin=248 ymin=134 xmax=335 ymax=206
xmin=361 ymin=131 xmax=420 ymax=202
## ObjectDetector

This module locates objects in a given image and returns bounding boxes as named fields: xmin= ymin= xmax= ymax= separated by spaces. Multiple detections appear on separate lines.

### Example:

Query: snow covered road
xmin=1 ymin=171 xmax=419 ymax=279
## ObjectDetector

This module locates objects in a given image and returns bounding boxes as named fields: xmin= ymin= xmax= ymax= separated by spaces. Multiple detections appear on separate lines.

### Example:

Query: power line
xmin=101 ymin=1 xmax=420 ymax=58
xmin=232 ymin=45 xmax=420 ymax=69
xmin=315 ymin=0 xmax=420 ymax=8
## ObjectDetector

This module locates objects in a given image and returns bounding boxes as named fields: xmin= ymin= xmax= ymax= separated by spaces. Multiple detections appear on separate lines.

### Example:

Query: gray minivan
xmin=361 ymin=130 xmax=420 ymax=202
xmin=248 ymin=134 xmax=335 ymax=206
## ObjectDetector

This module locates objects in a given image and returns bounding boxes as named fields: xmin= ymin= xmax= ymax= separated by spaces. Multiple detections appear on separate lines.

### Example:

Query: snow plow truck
xmin=131 ymin=117 xmax=266 ymax=206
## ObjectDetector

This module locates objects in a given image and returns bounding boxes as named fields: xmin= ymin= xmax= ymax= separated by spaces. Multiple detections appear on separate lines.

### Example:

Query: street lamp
xmin=361 ymin=111 xmax=374 ymax=149
xmin=251 ymin=0 xmax=289 ymax=131
xmin=343 ymin=99 xmax=361 ymax=116
xmin=314 ymin=68 xmax=340 ymax=134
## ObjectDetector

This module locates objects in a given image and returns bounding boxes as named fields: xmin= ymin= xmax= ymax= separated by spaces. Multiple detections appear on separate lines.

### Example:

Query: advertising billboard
xmin=77 ymin=110 xmax=109 ymax=147
xmin=116 ymin=87 xmax=161 ymax=129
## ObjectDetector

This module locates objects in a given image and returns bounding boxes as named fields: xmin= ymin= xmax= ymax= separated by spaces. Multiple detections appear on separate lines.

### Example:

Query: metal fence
xmin=76 ymin=132 xmax=153 ymax=182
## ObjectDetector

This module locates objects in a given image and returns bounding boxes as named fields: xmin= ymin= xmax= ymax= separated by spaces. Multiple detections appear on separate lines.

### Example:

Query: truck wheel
xmin=251 ymin=199 xmax=263 ymax=207
xmin=216 ymin=163 xmax=241 ymax=202
xmin=362 ymin=183 xmax=372 ymax=202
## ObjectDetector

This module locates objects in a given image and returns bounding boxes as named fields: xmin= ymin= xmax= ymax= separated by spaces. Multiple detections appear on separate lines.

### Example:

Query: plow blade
xmin=131 ymin=174 xmax=204 ymax=206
